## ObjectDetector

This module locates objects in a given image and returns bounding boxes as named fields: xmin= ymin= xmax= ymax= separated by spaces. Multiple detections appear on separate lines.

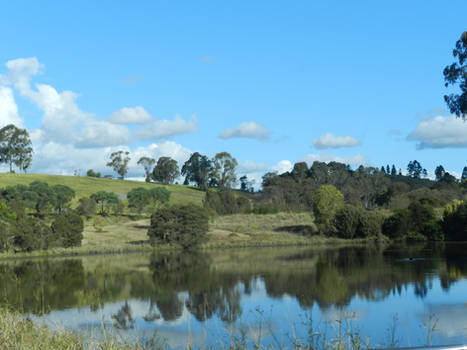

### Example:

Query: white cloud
xmin=301 ymin=153 xmax=369 ymax=167
xmin=271 ymin=160 xmax=293 ymax=173
xmin=134 ymin=114 xmax=197 ymax=139
xmin=407 ymin=115 xmax=467 ymax=149
xmin=3 ymin=57 xmax=43 ymax=95
xmin=312 ymin=133 xmax=360 ymax=149
xmin=0 ymin=87 xmax=22 ymax=127
xmin=219 ymin=122 xmax=270 ymax=141
xmin=238 ymin=160 xmax=269 ymax=173
xmin=108 ymin=106 xmax=152 ymax=125
xmin=75 ymin=121 xmax=130 ymax=148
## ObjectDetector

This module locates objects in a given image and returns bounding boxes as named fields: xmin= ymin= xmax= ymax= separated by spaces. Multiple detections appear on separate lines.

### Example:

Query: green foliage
xmin=443 ymin=200 xmax=467 ymax=241
xmin=51 ymin=211 xmax=84 ymax=248
xmin=14 ymin=216 xmax=54 ymax=252
xmin=90 ymin=191 xmax=120 ymax=216
xmin=86 ymin=169 xmax=101 ymax=177
xmin=443 ymin=31 xmax=467 ymax=119
xmin=181 ymin=152 xmax=212 ymax=188
xmin=52 ymin=184 xmax=75 ymax=214
xmin=106 ymin=150 xmax=131 ymax=179
xmin=148 ymin=204 xmax=208 ymax=249
xmin=333 ymin=205 xmax=383 ymax=239
xmin=210 ymin=152 xmax=238 ymax=189
xmin=76 ymin=197 xmax=96 ymax=219
xmin=0 ymin=124 xmax=33 ymax=173
xmin=382 ymin=200 xmax=443 ymax=240
xmin=152 ymin=157 xmax=180 ymax=184
xmin=127 ymin=187 xmax=151 ymax=214
xmin=312 ymin=185 xmax=344 ymax=234
xmin=28 ymin=181 xmax=56 ymax=216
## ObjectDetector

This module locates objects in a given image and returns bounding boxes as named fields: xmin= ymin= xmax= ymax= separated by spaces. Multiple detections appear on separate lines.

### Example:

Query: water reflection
xmin=1 ymin=243 xmax=467 ymax=347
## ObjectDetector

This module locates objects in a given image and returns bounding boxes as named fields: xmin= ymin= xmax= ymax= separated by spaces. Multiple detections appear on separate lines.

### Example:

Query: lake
xmin=2 ymin=243 xmax=467 ymax=349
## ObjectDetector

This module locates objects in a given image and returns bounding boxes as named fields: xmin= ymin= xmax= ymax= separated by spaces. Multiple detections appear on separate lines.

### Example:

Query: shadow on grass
xmin=128 ymin=239 xmax=150 ymax=245
xmin=274 ymin=225 xmax=317 ymax=236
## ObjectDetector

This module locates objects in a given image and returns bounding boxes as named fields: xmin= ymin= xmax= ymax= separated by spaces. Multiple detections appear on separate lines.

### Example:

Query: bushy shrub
xmin=443 ymin=200 xmax=467 ymax=241
xmin=14 ymin=216 xmax=54 ymax=252
xmin=312 ymin=185 xmax=344 ymax=234
xmin=148 ymin=204 xmax=208 ymax=249
xmin=383 ymin=200 xmax=442 ymax=240
xmin=51 ymin=211 xmax=84 ymax=248
xmin=333 ymin=205 xmax=383 ymax=239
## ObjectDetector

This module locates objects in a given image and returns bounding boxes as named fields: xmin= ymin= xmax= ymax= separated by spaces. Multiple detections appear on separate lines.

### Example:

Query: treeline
xmin=0 ymin=181 xmax=84 ymax=252
xmin=0 ymin=181 xmax=175 ymax=253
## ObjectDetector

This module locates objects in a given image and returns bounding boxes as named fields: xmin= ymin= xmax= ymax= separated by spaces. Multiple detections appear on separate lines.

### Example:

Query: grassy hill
xmin=0 ymin=173 xmax=205 ymax=206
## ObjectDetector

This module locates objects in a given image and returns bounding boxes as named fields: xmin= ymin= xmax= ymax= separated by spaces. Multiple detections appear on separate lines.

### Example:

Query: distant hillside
xmin=0 ymin=173 xmax=205 ymax=206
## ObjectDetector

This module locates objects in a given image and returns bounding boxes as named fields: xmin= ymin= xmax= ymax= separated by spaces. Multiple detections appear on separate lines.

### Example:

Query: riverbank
xmin=0 ymin=212 xmax=380 ymax=260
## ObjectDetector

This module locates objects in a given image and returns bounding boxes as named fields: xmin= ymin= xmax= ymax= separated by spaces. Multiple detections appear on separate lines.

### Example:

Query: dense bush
xmin=127 ymin=187 xmax=171 ymax=214
xmin=382 ymin=200 xmax=443 ymax=240
xmin=148 ymin=204 xmax=208 ymax=249
xmin=203 ymin=190 xmax=251 ymax=215
xmin=312 ymin=185 xmax=344 ymax=234
xmin=14 ymin=216 xmax=55 ymax=252
xmin=443 ymin=200 xmax=467 ymax=241
xmin=333 ymin=205 xmax=383 ymax=239
xmin=51 ymin=211 xmax=84 ymax=248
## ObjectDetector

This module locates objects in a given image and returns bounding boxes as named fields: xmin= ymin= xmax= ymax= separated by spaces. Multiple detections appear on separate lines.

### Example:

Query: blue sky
xmin=0 ymin=1 xmax=466 ymax=182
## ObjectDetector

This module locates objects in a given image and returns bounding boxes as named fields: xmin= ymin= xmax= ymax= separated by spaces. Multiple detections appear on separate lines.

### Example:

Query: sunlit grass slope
xmin=0 ymin=173 xmax=204 ymax=206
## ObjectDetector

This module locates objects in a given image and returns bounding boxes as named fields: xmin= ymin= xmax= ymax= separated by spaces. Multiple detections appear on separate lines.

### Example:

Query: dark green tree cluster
xmin=127 ymin=187 xmax=171 ymax=215
xmin=86 ymin=169 xmax=101 ymax=178
xmin=0 ymin=181 xmax=75 ymax=217
xmin=0 ymin=200 xmax=83 ymax=253
xmin=181 ymin=152 xmax=238 ymax=189
xmin=147 ymin=204 xmax=208 ymax=249
xmin=203 ymin=190 xmax=251 ymax=215
xmin=90 ymin=191 xmax=121 ymax=216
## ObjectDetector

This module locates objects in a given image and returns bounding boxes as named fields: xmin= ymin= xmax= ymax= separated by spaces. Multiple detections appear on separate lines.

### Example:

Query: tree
xmin=443 ymin=32 xmax=467 ymax=119
xmin=181 ymin=152 xmax=212 ymax=188
xmin=0 ymin=124 xmax=33 ymax=173
xmin=147 ymin=204 xmax=208 ymax=249
xmin=147 ymin=187 xmax=171 ymax=209
xmin=407 ymin=160 xmax=426 ymax=179
xmin=239 ymin=175 xmax=254 ymax=192
xmin=210 ymin=152 xmax=238 ymax=189
xmin=127 ymin=187 xmax=151 ymax=214
xmin=90 ymin=191 xmax=120 ymax=216
xmin=107 ymin=150 xmax=130 ymax=179
xmin=291 ymin=162 xmax=308 ymax=182
xmin=435 ymin=165 xmax=446 ymax=181
xmin=51 ymin=211 xmax=84 ymax=247
xmin=391 ymin=165 xmax=397 ymax=176
xmin=28 ymin=181 xmax=56 ymax=216
xmin=137 ymin=157 xmax=156 ymax=182
xmin=462 ymin=166 xmax=467 ymax=181
xmin=76 ymin=197 xmax=96 ymax=219
xmin=52 ymin=184 xmax=75 ymax=214
xmin=152 ymin=157 xmax=180 ymax=184
xmin=312 ymin=185 xmax=344 ymax=234
xmin=86 ymin=169 xmax=101 ymax=178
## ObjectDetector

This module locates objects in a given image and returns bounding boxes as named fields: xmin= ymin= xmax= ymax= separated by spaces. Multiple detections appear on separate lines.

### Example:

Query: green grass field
xmin=0 ymin=173 xmax=205 ymax=206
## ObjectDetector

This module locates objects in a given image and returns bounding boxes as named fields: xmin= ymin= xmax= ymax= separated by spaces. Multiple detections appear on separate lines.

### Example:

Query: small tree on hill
xmin=127 ymin=187 xmax=151 ymax=214
xmin=52 ymin=184 xmax=75 ymax=214
xmin=107 ymin=150 xmax=130 ymax=179
xmin=181 ymin=152 xmax=212 ymax=188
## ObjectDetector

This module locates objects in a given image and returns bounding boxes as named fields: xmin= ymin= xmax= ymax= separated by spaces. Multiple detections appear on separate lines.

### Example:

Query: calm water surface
xmin=2 ymin=243 xmax=467 ymax=348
